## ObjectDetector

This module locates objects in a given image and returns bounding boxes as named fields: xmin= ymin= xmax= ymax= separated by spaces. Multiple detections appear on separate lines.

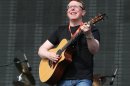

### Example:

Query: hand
xmin=47 ymin=52 xmax=60 ymax=63
xmin=80 ymin=22 xmax=91 ymax=35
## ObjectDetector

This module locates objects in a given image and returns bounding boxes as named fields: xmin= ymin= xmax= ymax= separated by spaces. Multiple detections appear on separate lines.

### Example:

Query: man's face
xmin=67 ymin=1 xmax=85 ymax=21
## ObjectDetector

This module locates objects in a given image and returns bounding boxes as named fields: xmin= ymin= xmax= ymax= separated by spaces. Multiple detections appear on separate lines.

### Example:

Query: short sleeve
xmin=47 ymin=28 xmax=60 ymax=46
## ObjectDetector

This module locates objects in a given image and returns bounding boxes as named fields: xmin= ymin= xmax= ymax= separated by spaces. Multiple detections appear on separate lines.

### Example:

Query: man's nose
xmin=71 ymin=7 xmax=75 ymax=11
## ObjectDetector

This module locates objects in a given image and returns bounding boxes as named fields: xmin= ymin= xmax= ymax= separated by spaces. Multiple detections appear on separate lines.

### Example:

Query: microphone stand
xmin=13 ymin=57 xmax=35 ymax=86
xmin=98 ymin=75 xmax=115 ymax=86
xmin=96 ymin=68 xmax=118 ymax=86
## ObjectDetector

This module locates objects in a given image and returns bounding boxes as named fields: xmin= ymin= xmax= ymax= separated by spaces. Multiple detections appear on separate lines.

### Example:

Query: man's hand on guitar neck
xmin=80 ymin=22 xmax=92 ymax=35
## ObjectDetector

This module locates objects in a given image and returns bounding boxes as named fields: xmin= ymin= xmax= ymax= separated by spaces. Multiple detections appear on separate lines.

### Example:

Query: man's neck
xmin=69 ymin=19 xmax=83 ymax=27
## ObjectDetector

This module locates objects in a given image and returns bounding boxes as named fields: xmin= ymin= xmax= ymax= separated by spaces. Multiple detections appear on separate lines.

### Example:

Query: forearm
xmin=86 ymin=33 xmax=100 ymax=54
xmin=38 ymin=47 xmax=51 ymax=59
xmin=38 ymin=46 xmax=60 ymax=63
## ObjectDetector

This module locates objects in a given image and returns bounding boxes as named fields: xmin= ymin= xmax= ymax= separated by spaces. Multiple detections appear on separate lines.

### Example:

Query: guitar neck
xmin=56 ymin=30 xmax=82 ymax=55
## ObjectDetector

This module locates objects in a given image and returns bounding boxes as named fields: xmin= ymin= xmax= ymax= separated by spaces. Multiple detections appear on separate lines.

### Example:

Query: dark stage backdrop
xmin=0 ymin=0 xmax=129 ymax=86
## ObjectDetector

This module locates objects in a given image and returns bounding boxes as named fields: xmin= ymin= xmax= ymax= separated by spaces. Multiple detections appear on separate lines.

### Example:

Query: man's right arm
xmin=38 ymin=40 xmax=59 ymax=63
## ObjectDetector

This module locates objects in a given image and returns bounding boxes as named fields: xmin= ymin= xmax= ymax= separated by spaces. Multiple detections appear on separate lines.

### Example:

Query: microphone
xmin=110 ymin=68 xmax=118 ymax=85
xmin=24 ymin=53 xmax=32 ymax=71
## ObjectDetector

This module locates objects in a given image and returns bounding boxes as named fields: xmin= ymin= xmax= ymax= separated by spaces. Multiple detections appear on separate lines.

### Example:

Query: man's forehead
xmin=68 ymin=1 xmax=83 ymax=6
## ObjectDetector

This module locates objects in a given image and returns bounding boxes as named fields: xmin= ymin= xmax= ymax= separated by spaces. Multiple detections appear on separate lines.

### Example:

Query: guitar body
xmin=39 ymin=39 xmax=73 ymax=85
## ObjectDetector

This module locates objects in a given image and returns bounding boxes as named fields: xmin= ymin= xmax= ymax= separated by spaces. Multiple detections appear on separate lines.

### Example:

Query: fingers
xmin=80 ymin=22 xmax=91 ymax=33
xmin=52 ymin=55 xmax=60 ymax=63
xmin=48 ymin=53 xmax=60 ymax=63
xmin=86 ymin=21 xmax=91 ymax=26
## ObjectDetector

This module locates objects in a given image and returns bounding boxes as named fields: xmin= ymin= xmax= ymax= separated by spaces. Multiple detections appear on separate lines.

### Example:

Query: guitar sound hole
xmin=48 ymin=60 xmax=53 ymax=68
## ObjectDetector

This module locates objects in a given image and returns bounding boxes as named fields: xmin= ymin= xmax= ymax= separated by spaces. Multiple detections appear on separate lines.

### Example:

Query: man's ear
xmin=82 ymin=10 xmax=86 ymax=16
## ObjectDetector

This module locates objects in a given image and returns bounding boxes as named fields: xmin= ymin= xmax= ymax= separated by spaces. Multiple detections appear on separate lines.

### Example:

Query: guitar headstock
xmin=89 ymin=13 xmax=106 ymax=25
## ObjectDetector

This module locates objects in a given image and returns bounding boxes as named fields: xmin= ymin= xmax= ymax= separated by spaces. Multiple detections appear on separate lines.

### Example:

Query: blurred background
xmin=0 ymin=0 xmax=129 ymax=86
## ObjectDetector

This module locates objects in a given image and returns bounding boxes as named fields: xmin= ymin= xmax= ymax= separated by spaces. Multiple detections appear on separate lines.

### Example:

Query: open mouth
xmin=70 ymin=12 xmax=77 ymax=15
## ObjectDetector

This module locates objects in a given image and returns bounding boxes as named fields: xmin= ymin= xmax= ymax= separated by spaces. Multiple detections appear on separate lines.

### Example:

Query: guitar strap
xmin=68 ymin=22 xmax=83 ymax=38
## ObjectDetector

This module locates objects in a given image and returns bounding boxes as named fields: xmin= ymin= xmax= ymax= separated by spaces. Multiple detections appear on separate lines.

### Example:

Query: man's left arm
xmin=85 ymin=32 xmax=100 ymax=54
xmin=80 ymin=23 xmax=100 ymax=54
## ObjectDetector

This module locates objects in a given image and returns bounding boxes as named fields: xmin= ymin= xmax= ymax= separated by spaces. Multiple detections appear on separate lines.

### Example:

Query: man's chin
xmin=70 ymin=18 xmax=78 ymax=21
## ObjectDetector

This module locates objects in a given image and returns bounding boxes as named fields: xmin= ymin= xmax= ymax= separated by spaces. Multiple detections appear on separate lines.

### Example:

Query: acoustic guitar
xmin=39 ymin=13 xmax=106 ymax=85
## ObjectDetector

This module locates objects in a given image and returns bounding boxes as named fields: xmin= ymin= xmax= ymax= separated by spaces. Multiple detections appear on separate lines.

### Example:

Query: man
xmin=38 ymin=0 xmax=100 ymax=86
